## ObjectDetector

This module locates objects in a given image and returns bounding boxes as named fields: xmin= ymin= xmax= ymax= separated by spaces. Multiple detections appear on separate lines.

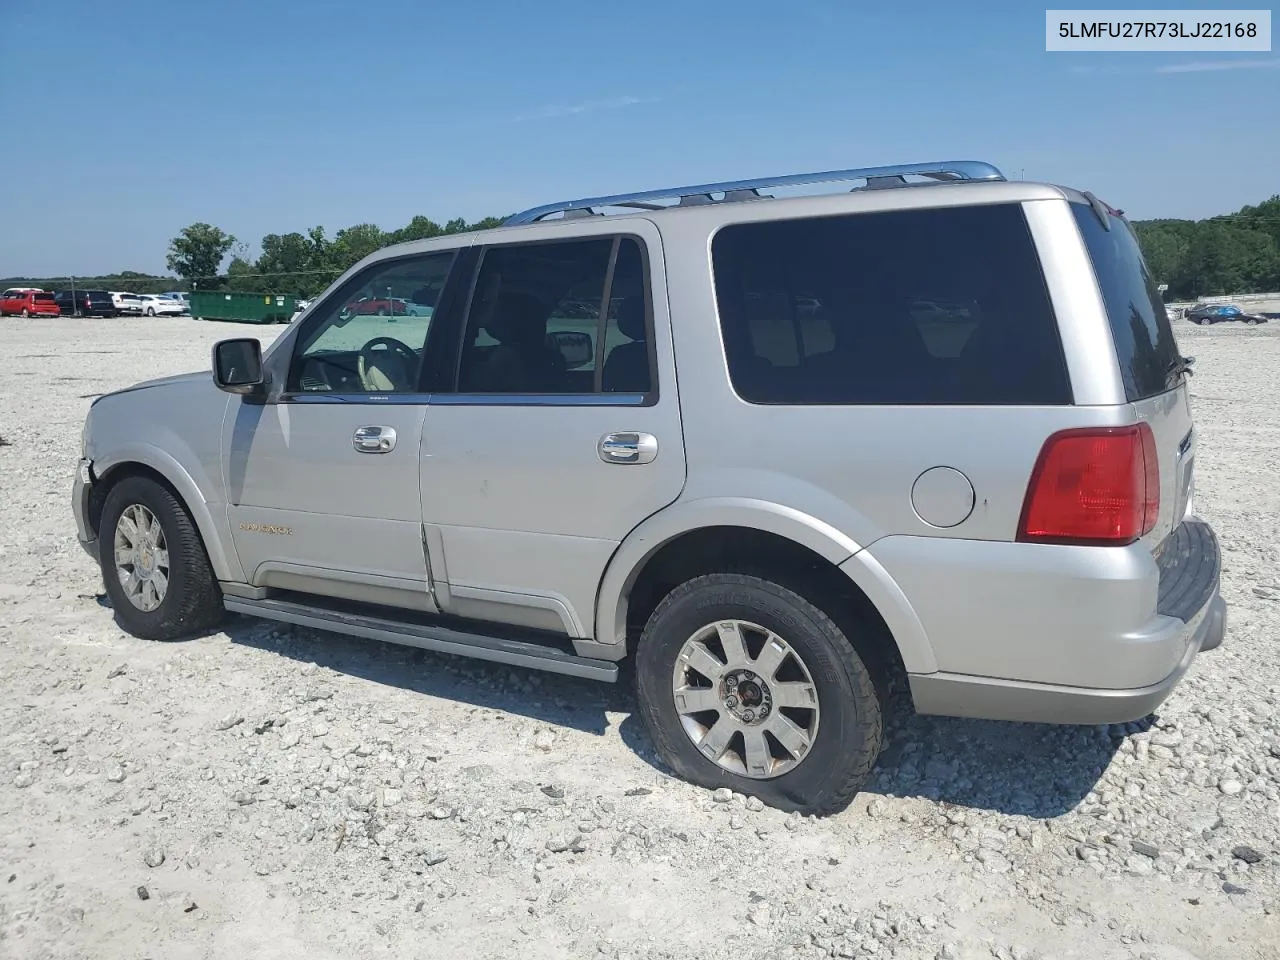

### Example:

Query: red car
xmin=0 ymin=289 xmax=61 ymax=317
xmin=343 ymin=296 xmax=410 ymax=316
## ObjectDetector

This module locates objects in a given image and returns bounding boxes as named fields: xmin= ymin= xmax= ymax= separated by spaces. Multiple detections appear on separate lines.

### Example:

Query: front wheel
xmin=634 ymin=573 xmax=883 ymax=815
xmin=98 ymin=475 xmax=226 ymax=641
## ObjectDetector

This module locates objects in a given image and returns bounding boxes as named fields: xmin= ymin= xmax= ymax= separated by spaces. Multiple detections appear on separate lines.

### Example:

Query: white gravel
xmin=1 ymin=316 xmax=1278 ymax=959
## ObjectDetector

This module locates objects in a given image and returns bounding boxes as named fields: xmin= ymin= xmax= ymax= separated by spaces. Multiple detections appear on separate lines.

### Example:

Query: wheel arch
xmin=595 ymin=499 xmax=936 ymax=675
xmin=90 ymin=445 xmax=241 ymax=582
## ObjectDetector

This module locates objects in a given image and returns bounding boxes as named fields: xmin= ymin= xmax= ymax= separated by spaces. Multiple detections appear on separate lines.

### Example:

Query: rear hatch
xmin=1069 ymin=199 xmax=1194 ymax=555
xmin=32 ymin=292 xmax=58 ymax=312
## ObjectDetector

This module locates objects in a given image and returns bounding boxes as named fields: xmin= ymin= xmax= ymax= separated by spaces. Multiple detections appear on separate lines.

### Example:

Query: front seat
xmin=465 ymin=291 xmax=567 ymax=393
xmin=601 ymin=297 xmax=651 ymax=393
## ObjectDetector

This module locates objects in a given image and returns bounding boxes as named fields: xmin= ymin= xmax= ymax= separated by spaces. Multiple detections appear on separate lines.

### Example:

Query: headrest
xmin=484 ymin=291 xmax=545 ymax=343
xmin=615 ymin=296 xmax=646 ymax=341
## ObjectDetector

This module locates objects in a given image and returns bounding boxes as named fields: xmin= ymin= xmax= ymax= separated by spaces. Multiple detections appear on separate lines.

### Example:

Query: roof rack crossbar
xmin=504 ymin=160 xmax=1005 ymax=225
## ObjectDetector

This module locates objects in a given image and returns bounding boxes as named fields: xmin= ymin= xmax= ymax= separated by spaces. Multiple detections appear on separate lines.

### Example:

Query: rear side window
xmin=1070 ymin=203 xmax=1182 ymax=401
xmin=711 ymin=203 xmax=1071 ymax=405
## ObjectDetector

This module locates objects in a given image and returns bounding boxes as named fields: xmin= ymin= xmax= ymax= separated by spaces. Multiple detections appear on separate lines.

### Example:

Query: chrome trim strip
xmin=279 ymin=391 xmax=649 ymax=406
xmin=431 ymin=393 xmax=648 ymax=407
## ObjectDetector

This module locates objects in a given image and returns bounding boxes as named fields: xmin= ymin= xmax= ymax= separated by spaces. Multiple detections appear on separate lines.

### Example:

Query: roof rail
xmin=504 ymin=160 xmax=1006 ymax=225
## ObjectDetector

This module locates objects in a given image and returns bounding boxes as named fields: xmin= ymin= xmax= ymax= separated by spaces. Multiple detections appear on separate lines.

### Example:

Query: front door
xmin=420 ymin=222 xmax=686 ymax=636
xmin=224 ymin=248 xmax=459 ymax=611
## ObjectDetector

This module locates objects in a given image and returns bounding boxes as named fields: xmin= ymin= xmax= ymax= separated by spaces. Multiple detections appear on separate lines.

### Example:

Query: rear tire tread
xmin=635 ymin=572 xmax=882 ymax=816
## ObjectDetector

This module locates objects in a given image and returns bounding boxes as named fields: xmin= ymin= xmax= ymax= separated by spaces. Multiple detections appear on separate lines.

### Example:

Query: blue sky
xmin=1 ymin=0 xmax=1277 ymax=276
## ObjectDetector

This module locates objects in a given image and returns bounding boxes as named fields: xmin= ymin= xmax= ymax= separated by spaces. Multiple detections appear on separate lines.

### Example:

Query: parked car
xmin=161 ymin=291 xmax=190 ymax=302
xmin=341 ymin=295 xmax=431 ymax=317
xmin=72 ymin=160 xmax=1224 ymax=815
xmin=111 ymin=292 xmax=145 ymax=315
xmin=136 ymin=294 xmax=189 ymax=316
xmin=0 ymin=289 xmax=60 ymax=317
xmin=1185 ymin=303 xmax=1267 ymax=325
xmin=53 ymin=289 xmax=117 ymax=317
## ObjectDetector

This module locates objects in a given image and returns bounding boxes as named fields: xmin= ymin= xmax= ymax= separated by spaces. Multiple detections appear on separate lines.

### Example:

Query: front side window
xmin=456 ymin=236 xmax=653 ymax=397
xmin=289 ymin=251 xmax=455 ymax=394
xmin=711 ymin=203 xmax=1072 ymax=405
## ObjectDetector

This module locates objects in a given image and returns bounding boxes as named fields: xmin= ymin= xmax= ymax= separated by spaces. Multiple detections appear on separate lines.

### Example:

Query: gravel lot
xmin=2 ymin=316 xmax=1278 ymax=960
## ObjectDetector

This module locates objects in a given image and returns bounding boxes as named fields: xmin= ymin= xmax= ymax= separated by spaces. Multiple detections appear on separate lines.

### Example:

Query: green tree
xmin=225 ymin=256 xmax=258 ymax=292
xmin=166 ymin=223 xmax=236 ymax=288
xmin=1181 ymin=222 xmax=1278 ymax=298
xmin=391 ymin=216 xmax=443 ymax=243
xmin=330 ymin=223 xmax=386 ymax=272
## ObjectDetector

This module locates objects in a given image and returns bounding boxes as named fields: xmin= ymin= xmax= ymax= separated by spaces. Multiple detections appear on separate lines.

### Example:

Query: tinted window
xmin=711 ymin=204 xmax=1071 ymax=405
xmin=290 ymin=251 xmax=455 ymax=393
xmin=456 ymin=236 xmax=652 ymax=397
xmin=33 ymin=293 xmax=55 ymax=302
xmin=1070 ymin=203 xmax=1183 ymax=401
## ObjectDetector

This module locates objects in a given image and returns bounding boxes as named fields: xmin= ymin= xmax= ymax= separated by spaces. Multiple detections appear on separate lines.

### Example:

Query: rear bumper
xmin=899 ymin=518 xmax=1225 ymax=725
xmin=909 ymin=592 xmax=1224 ymax=724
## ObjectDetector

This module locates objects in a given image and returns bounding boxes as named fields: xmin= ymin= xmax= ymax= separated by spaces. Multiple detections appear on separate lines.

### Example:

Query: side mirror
xmin=212 ymin=338 xmax=265 ymax=395
xmin=548 ymin=330 xmax=593 ymax=369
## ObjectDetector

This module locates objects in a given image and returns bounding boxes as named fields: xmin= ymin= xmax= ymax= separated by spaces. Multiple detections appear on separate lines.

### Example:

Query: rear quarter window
xmin=1070 ymin=202 xmax=1182 ymax=401
xmin=710 ymin=203 xmax=1072 ymax=405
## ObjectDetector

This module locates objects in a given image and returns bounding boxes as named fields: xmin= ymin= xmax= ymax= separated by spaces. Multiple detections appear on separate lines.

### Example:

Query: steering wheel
xmin=357 ymin=336 xmax=419 ymax=391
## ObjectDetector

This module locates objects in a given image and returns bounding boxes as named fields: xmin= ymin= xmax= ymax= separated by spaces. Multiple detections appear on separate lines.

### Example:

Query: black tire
xmin=98 ymin=475 xmax=226 ymax=641
xmin=634 ymin=573 xmax=883 ymax=816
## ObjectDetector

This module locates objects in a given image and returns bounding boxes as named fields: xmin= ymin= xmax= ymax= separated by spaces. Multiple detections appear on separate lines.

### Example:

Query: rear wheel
xmin=21 ymin=309 xmax=29 ymax=317
xmin=634 ymin=573 xmax=883 ymax=815
xmin=98 ymin=475 xmax=226 ymax=641
xmin=146 ymin=307 xmax=156 ymax=317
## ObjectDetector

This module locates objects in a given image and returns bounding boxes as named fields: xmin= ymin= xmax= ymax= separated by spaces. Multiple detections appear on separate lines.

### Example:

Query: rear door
xmin=419 ymin=220 xmax=685 ymax=637
xmin=1070 ymin=202 xmax=1195 ymax=549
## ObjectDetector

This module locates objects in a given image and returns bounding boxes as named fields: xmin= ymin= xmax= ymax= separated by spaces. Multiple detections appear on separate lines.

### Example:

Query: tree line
xmin=6 ymin=194 xmax=1279 ymax=302
xmin=1132 ymin=194 xmax=1280 ymax=300
xmin=166 ymin=215 xmax=508 ymax=300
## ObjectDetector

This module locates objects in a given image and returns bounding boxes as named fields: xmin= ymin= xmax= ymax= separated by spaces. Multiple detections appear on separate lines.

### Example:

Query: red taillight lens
xmin=1017 ymin=424 xmax=1160 ymax=546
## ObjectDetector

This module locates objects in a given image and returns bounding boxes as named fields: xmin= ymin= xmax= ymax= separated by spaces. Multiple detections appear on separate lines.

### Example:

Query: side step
xmin=223 ymin=595 xmax=619 ymax=682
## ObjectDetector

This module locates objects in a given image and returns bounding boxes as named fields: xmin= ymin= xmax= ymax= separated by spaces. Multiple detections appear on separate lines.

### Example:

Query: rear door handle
xmin=354 ymin=425 xmax=396 ymax=453
xmin=599 ymin=432 xmax=657 ymax=464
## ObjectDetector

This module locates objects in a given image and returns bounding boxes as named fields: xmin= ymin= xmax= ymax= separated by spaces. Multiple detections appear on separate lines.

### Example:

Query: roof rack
xmin=504 ymin=160 xmax=1006 ymax=225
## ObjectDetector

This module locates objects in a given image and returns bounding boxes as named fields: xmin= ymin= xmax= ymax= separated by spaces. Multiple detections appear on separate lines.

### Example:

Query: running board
xmin=223 ymin=595 xmax=619 ymax=682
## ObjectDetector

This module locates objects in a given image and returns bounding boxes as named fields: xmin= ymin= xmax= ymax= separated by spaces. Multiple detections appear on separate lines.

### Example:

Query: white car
xmin=136 ymin=294 xmax=189 ymax=317
xmin=111 ymin=292 xmax=145 ymax=315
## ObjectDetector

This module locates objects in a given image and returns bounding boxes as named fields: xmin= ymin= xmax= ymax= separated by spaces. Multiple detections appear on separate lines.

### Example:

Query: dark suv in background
xmin=53 ymin=290 xmax=117 ymax=317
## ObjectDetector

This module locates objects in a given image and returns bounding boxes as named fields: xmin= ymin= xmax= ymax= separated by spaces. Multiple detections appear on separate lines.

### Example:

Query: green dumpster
xmin=189 ymin=290 xmax=299 ymax=324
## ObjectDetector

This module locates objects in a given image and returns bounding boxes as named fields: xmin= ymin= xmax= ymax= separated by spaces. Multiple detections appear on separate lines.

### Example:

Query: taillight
xmin=1017 ymin=424 xmax=1159 ymax=546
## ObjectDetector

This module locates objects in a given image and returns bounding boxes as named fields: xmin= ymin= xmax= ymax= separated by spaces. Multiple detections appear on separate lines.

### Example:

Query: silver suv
xmin=72 ymin=160 xmax=1226 ymax=815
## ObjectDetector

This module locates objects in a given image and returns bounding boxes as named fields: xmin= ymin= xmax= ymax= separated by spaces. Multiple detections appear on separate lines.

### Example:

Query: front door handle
xmin=599 ymin=432 xmax=657 ymax=464
xmin=354 ymin=425 xmax=396 ymax=453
